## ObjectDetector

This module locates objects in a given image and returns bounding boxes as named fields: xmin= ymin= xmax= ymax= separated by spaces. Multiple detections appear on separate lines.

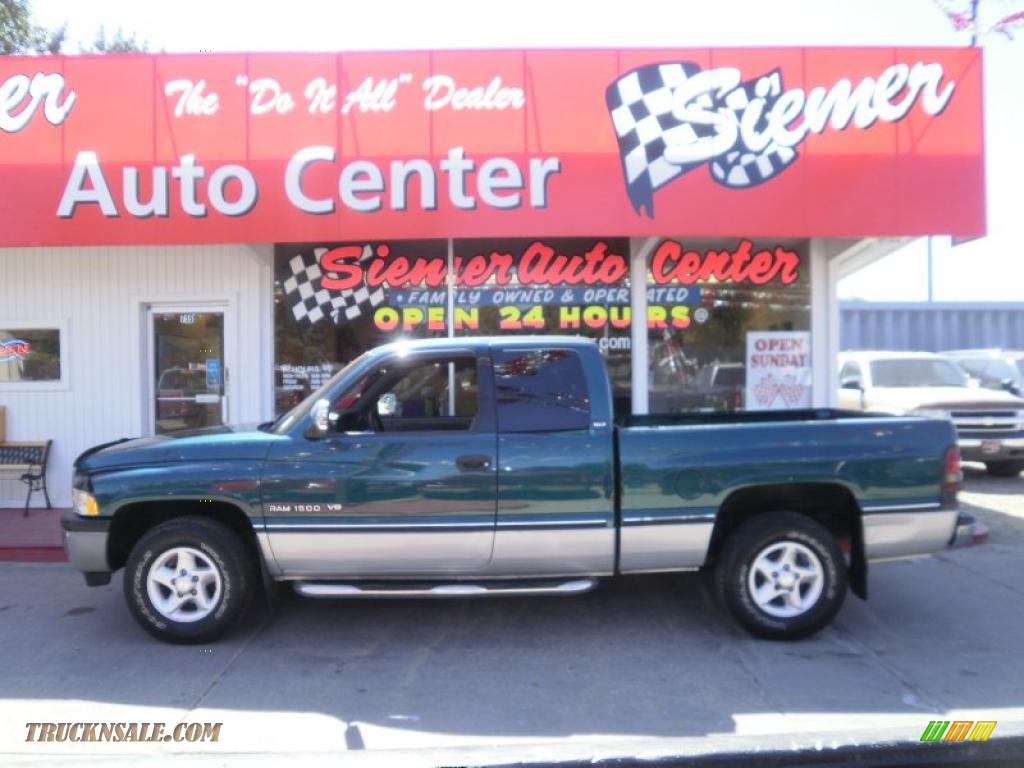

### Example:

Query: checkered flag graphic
xmin=282 ymin=245 xmax=386 ymax=327
xmin=606 ymin=62 xmax=799 ymax=216
xmin=707 ymin=70 xmax=798 ymax=189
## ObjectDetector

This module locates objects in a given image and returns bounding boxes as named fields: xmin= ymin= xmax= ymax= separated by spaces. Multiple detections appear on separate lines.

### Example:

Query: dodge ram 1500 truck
xmin=63 ymin=337 xmax=969 ymax=644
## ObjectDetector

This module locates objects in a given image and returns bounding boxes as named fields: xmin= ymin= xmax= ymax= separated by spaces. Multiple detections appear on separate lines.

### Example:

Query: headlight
xmin=914 ymin=408 xmax=951 ymax=420
xmin=72 ymin=489 xmax=99 ymax=517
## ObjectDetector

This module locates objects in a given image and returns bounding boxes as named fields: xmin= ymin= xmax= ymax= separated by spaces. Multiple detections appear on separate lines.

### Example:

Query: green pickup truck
xmin=64 ymin=336 xmax=969 ymax=643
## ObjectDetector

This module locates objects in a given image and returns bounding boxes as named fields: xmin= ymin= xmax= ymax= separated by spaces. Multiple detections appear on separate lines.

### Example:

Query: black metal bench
xmin=0 ymin=440 xmax=52 ymax=516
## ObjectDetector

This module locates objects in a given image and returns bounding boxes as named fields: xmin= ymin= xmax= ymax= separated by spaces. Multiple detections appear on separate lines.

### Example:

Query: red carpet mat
xmin=0 ymin=507 xmax=67 ymax=562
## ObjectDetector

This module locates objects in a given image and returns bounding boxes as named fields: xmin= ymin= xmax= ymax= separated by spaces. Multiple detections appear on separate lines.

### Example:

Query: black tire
xmin=123 ymin=516 xmax=252 ymax=644
xmin=985 ymin=461 xmax=1024 ymax=478
xmin=714 ymin=511 xmax=847 ymax=641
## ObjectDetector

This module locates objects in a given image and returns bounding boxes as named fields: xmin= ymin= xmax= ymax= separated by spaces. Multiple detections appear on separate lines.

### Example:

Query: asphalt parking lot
xmin=1 ymin=466 xmax=1023 ymax=767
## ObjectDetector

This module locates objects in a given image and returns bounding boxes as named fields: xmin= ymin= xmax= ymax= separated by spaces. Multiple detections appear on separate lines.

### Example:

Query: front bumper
xmin=958 ymin=436 xmax=1024 ymax=463
xmin=60 ymin=509 xmax=111 ymax=586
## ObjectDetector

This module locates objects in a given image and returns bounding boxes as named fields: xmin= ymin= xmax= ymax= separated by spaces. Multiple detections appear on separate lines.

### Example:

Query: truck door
xmin=486 ymin=347 xmax=616 ymax=576
xmin=261 ymin=350 xmax=498 ymax=576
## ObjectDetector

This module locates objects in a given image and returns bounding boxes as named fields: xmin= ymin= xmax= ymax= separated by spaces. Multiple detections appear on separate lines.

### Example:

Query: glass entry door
xmin=151 ymin=309 xmax=227 ymax=435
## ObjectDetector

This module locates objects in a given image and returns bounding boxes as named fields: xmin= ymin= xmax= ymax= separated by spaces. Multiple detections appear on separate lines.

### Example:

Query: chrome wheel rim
xmin=747 ymin=540 xmax=824 ymax=619
xmin=146 ymin=546 xmax=222 ymax=623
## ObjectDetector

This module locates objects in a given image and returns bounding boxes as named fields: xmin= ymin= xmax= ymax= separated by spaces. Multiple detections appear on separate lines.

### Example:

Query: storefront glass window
xmin=152 ymin=312 xmax=225 ymax=434
xmin=274 ymin=237 xmax=809 ymax=418
xmin=273 ymin=237 xmax=633 ymax=417
xmin=274 ymin=241 xmax=448 ymax=416
xmin=0 ymin=328 xmax=61 ymax=383
xmin=646 ymin=238 xmax=811 ymax=413
xmin=451 ymin=238 xmax=632 ymax=411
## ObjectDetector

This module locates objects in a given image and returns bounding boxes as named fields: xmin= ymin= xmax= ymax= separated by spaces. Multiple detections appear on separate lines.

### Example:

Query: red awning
xmin=0 ymin=47 xmax=985 ymax=246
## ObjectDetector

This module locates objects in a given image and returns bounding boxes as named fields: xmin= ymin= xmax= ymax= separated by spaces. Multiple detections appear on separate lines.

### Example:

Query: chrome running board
xmin=292 ymin=578 xmax=597 ymax=599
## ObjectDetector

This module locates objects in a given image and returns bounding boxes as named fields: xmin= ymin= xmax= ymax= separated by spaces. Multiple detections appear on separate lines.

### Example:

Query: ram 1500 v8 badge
xmin=63 ymin=337 xmax=970 ymax=643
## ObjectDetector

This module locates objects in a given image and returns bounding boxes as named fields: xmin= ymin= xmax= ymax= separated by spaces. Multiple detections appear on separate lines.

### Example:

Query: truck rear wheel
xmin=124 ymin=517 xmax=251 ymax=644
xmin=714 ymin=511 xmax=847 ymax=640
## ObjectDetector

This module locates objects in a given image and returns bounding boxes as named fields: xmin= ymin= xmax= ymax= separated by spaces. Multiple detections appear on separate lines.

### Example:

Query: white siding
xmin=0 ymin=244 xmax=274 ymax=507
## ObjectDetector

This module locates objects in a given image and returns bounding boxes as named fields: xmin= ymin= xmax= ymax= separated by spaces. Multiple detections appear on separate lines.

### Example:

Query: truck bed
xmin=613 ymin=408 xmax=958 ymax=573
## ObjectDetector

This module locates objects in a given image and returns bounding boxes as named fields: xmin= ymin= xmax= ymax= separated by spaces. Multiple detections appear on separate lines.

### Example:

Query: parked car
xmin=838 ymin=350 xmax=1024 ymax=477
xmin=155 ymin=367 xmax=209 ymax=428
xmin=645 ymin=360 xmax=745 ymax=413
xmin=944 ymin=349 xmax=1024 ymax=396
xmin=693 ymin=361 xmax=745 ymax=409
xmin=64 ymin=337 xmax=970 ymax=644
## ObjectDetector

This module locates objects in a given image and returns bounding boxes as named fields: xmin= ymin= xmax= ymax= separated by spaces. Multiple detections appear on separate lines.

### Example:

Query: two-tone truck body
xmin=63 ymin=337 xmax=969 ymax=642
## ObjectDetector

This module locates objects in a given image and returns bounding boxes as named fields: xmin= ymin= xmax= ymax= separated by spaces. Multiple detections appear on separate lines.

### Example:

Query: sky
xmin=28 ymin=0 xmax=1024 ymax=303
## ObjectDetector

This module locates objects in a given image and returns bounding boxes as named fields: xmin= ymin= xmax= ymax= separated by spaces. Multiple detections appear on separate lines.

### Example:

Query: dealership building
xmin=0 ymin=47 xmax=984 ymax=507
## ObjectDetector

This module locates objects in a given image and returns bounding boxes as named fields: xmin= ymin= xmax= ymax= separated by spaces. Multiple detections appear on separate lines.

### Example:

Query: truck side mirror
xmin=304 ymin=398 xmax=331 ymax=439
xmin=840 ymin=377 xmax=862 ymax=391
xmin=377 ymin=392 xmax=398 ymax=417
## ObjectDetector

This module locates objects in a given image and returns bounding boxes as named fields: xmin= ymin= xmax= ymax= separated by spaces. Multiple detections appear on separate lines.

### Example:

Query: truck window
xmin=869 ymin=359 xmax=968 ymax=388
xmin=369 ymin=356 xmax=479 ymax=432
xmin=493 ymin=348 xmax=590 ymax=432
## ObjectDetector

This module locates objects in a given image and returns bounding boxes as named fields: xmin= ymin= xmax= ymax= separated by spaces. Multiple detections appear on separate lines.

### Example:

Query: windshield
xmin=870 ymin=359 xmax=969 ymax=388
xmin=269 ymin=352 xmax=371 ymax=434
xmin=957 ymin=357 xmax=1021 ymax=385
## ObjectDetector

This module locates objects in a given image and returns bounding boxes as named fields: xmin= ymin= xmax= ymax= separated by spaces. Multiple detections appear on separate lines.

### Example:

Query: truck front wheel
xmin=714 ymin=511 xmax=847 ymax=640
xmin=124 ymin=517 xmax=251 ymax=644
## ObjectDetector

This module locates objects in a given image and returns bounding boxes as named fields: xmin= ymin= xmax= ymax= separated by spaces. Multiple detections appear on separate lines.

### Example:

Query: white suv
xmin=837 ymin=351 xmax=1024 ymax=477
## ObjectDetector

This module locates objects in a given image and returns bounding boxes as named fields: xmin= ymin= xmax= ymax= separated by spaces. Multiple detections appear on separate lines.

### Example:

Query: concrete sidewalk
xmin=1 ymin=471 xmax=1022 ymax=766
xmin=3 ymin=555 xmax=1023 ymax=765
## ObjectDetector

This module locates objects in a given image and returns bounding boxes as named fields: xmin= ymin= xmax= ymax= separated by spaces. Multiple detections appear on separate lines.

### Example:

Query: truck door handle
xmin=456 ymin=454 xmax=492 ymax=471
